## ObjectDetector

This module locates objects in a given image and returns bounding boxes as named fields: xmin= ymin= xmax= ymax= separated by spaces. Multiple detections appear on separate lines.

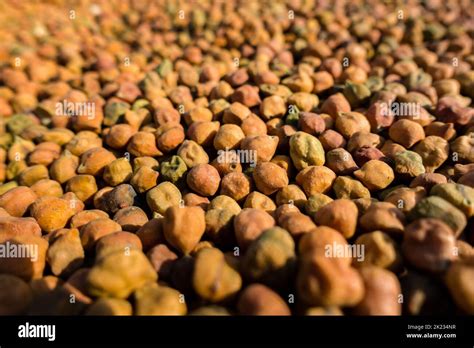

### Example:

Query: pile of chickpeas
xmin=0 ymin=0 xmax=473 ymax=316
